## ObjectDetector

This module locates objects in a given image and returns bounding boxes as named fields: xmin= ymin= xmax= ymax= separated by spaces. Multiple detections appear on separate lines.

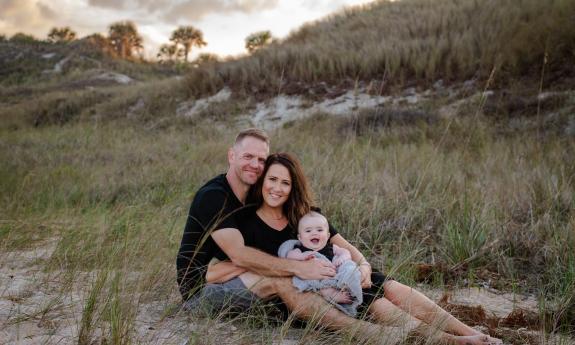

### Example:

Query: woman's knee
xmin=383 ymin=280 xmax=413 ymax=301
xmin=369 ymin=297 xmax=418 ymax=325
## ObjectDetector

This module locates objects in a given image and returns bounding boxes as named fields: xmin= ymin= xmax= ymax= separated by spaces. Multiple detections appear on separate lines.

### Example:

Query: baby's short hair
xmin=298 ymin=211 xmax=328 ymax=232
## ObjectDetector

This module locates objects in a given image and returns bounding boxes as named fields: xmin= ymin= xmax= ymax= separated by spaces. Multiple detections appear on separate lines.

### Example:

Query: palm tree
xmin=85 ymin=33 xmax=115 ymax=56
xmin=170 ymin=26 xmax=207 ymax=62
xmin=157 ymin=43 xmax=181 ymax=62
xmin=47 ymin=27 xmax=77 ymax=43
xmin=245 ymin=30 xmax=273 ymax=53
xmin=108 ymin=21 xmax=143 ymax=59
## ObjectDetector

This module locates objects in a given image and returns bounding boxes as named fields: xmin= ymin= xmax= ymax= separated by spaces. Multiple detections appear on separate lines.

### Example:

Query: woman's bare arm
xmin=330 ymin=234 xmax=372 ymax=288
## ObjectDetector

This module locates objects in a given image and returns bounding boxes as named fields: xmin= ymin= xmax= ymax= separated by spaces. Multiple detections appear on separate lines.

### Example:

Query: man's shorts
xmin=182 ymin=277 xmax=261 ymax=315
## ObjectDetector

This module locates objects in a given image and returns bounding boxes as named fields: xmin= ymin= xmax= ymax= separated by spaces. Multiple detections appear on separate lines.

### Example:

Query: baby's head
xmin=297 ymin=211 xmax=329 ymax=251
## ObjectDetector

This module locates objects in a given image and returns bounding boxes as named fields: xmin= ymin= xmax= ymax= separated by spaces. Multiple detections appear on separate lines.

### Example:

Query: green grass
xmin=1 ymin=113 xmax=574 ymax=343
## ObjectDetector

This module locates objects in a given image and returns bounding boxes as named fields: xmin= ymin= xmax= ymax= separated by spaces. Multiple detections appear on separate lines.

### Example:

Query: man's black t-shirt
xmin=176 ymin=174 xmax=241 ymax=300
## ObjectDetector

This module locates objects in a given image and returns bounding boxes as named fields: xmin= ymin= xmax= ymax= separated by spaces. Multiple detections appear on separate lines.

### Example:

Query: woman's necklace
xmin=258 ymin=209 xmax=285 ymax=221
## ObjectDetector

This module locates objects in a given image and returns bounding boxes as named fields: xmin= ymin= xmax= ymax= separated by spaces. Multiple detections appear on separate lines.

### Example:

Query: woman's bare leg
xmin=381 ymin=281 xmax=501 ymax=343
xmin=240 ymin=273 xmax=398 ymax=343
xmin=369 ymin=297 xmax=499 ymax=345
xmin=382 ymin=281 xmax=474 ymax=335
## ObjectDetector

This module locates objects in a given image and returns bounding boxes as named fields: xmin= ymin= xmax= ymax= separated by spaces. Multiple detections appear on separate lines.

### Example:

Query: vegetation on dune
xmin=1 ymin=115 xmax=574 ymax=342
xmin=185 ymin=0 xmax=575 ymax=98
xmin=0 ymin=39 xmax=182 ymax=88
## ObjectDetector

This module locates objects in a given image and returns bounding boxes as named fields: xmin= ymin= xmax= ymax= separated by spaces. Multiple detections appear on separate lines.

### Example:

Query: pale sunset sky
xmin=0 ymin=0 xmax=375 ymax=58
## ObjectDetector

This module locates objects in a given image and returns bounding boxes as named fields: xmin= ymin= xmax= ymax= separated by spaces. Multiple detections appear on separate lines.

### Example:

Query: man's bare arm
xmin=212 ymin=228 xmax=336 ymax=280
xmin=205 ymin=259 xmax=247 ymax=283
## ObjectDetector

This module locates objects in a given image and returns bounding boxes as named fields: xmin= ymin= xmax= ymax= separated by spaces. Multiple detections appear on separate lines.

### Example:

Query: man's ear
xmin=227 ymin=147 xmax=234 ymax=165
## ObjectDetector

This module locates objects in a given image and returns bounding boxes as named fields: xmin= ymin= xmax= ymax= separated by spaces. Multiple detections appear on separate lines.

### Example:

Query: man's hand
xmin=359 ymin=263 xmax=372 ymax=288
xmin=294 ymin=259 xmax=336 ymax=280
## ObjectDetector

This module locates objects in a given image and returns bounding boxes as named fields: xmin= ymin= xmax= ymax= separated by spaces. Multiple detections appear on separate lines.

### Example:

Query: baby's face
xmin=298 ymin=215 xmax=329 ymax=251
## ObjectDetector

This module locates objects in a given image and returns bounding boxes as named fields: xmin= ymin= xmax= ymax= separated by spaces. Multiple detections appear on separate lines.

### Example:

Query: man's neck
xmin=225 ymin=171 xmax=249 ymax=204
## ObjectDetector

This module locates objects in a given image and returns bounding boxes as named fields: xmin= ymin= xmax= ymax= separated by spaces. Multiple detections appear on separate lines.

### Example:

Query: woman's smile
xmin=262 ymin=164 xmax=292 ymax=208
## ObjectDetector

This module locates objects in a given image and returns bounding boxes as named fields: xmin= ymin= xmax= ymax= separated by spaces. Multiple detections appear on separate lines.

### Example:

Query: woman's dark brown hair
xmin=248 ymin=153 xmax=314 ymax=229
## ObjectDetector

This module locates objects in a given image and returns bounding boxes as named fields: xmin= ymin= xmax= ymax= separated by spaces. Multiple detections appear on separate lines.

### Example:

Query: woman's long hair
xmin=248 ymin=153 xmax=314 ymax=229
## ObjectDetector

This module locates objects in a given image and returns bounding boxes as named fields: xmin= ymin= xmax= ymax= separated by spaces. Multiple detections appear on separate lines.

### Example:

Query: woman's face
xmin=262 ymin=163 xmax=292 ymax=209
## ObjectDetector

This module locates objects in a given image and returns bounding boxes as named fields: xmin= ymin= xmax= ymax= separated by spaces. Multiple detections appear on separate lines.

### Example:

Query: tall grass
xmin=1 ymin=112 xmax=574 ymax=342
xmin=185 ymin=0 xmax=575 ymax=98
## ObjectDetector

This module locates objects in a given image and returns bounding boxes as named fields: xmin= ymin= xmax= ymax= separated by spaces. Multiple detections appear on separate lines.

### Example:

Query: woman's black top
xmin=294 ymin=243 xmax=335 ymax=260
xmin=214 ymin=205 xmax=338 ymax=259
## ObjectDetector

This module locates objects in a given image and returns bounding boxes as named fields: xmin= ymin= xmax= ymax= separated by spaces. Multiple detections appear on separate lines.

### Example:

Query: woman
xmin=208 ymin=153 xmax=501 ymax=345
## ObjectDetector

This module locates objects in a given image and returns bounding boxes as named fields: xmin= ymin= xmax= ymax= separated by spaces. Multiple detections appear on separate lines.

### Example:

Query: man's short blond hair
xmin=234 ymin=128 xmax=269 ymax=147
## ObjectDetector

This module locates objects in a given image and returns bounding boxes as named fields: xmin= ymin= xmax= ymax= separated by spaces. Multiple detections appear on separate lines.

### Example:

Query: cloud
xmin=86 ymin=0 xmax=280 ymax=22
xmin=0 ymin=0 xmax=59 ymax=36
xmin=37 ymin=2 xmax=58 ymax=20
xmin=87 ymin=0 xmax=126 ymax=10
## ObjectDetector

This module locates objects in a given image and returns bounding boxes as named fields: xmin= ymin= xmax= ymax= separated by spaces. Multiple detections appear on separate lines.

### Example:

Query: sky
xmin=0 ymin=0 xmax=375 ymax=59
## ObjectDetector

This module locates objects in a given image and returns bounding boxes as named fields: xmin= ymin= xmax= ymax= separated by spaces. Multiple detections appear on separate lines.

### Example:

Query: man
xmin=176 ymin=128 xmax=267 ymax=300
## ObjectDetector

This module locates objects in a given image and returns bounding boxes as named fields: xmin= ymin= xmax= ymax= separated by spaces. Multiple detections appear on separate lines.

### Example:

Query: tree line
xmin=0 ymin=22 xmax=275 ymax=63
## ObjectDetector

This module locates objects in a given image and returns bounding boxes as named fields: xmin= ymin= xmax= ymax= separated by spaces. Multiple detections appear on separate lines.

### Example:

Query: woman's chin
xmin=264 ymin=200 xmax=285 ymax=208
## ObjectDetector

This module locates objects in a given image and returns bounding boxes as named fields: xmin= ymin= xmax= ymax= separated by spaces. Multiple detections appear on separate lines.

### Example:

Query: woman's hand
xmin=359 ymin=263 xmax=372 ymax=288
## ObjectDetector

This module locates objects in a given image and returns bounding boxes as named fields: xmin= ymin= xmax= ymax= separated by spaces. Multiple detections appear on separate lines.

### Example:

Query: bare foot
xmin=319 ymin=287 xmax=352 ymax=304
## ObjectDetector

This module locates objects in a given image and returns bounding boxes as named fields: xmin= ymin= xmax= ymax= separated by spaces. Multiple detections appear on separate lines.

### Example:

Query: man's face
xmin=298 ymin=215 xmax=330 ymax=251
xmin=228 ymin=136 xmax=269 ymax=186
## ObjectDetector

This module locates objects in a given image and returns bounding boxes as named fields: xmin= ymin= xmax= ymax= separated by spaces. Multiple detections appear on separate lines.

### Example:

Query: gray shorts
xmin=182 ymin=277 xmax=261 ymax=315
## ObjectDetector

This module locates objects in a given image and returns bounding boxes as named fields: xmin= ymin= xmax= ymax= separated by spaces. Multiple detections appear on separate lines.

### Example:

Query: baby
xmin=278 ymin=211 xmax=363 ymax=316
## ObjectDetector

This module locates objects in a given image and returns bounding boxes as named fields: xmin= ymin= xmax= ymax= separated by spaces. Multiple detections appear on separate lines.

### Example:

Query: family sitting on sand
xmin=176 ymin=128 xmax=502 ymax=344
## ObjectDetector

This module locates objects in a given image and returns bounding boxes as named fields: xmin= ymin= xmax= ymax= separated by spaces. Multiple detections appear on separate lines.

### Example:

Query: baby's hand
xmin=332 ymin=256 xmax=345 ymax=267
xmin=305 ymin=253 xmax=316 ymax=261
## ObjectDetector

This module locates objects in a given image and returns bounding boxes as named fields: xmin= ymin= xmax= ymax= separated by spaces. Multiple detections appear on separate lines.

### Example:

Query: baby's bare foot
xmin=319 ymin=287 xmax=352 ymax=304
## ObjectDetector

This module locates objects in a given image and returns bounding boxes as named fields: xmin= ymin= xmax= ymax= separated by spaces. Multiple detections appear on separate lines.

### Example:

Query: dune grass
xmin=184 ymin=0 xmax=575 ymax=98
xmin=1 ymin=111 xmax=574 ymax=343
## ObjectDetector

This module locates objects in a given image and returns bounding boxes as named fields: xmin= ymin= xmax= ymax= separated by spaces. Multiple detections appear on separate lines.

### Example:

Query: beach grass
xmin=1 ymin=111 xmax=574 ymax=343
